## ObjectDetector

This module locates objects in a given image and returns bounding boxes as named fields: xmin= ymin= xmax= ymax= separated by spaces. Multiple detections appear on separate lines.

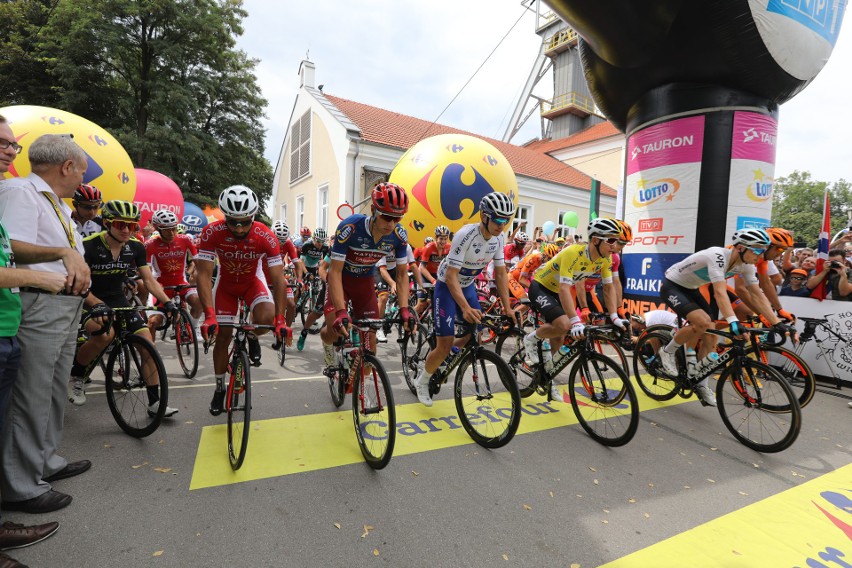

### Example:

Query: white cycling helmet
xmin=587 ymin=217 xmax=622 ymax=239
xmin=219 ymin=185 xmax=259 ymax=217
xmin=152 ymin=209 xmax=179 ymax=229
xmin=479 ymin=192 xmax=516 ymax=219
xmin=514 ymin=231 xmax=529 ymax=243
xmin=272 ymin=220 xmax=290 ymax=240
xmin=313 ymin=227 xmax=328 ymax=241
xmin=731 ymin=228 xmax=771 ymax=248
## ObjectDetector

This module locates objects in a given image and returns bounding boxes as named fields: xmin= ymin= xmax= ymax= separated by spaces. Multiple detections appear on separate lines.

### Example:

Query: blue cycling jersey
xmin=330 ymin=214 xmax=408 ymax=277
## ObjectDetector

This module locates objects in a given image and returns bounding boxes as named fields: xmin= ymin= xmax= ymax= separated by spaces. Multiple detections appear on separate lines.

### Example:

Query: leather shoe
xmin=1 ymin=491 xmax=72 ymax=514
xmin=0 ymin=552 xmax=28 ymax=568
xmin=0 ymin=521 xmax=59 ymax=550
xmin=43 ymin=460 xmax=91 ymax=483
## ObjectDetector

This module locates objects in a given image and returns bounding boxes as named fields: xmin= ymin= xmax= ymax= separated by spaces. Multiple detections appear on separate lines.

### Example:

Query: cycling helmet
xmin=102 ymin=200 xmax=141 ymax=222
xmin=218 ymin=185 xmax=259 ymax=217
xmin=151 ymin=209 xmax=179 ymax=229
xmin=73 ymin=184 xmax=102 ymax=203
xmin=617 ymin=220 xmax=633 ymax=242
xmin=176 ymin=224 xmax=188 ymax=235
xmin=313 ymin=227 xmax=327 ymax=241
xmin=272 ymin=220 xmax=290 ymax=241
xmin=587 ymin=217 xmax=622 ymax=239
xmin=766 ymin=227 xmax=794 ymax=248
xmin=434 ymin=225 xmax=450 ymax=237
xmin=514 ymin=231 xmax=529 ymax=244
xmin=541 ymin=243 xmax=560 ymax=258
xmin=371 ymin=182 xmax=408 ymax=217
xmin=479 ymin=192 xmax=516 ymax=219
xmin=300 ymin=226 xmax=311 ymax=238
xmin=423 ymin=236 xmax=434 ymax=245
xmin=731 ymin=228 xmax=771 ymax=248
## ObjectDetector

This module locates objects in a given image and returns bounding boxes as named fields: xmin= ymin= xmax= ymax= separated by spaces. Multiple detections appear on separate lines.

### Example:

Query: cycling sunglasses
xmin=225 ymin=217 xmax=254 ymax=228
xmin=604 ymin=237 xmax=629 ymax=246
xmin=747 ymin=247 xmax=767 ymax=255
xmin=110 ymin=220 xmax=139 ymax=232
xmin=377 ymin=213 xmax=403 ymax=222
xmin=76 ymin=203 xmax=101 ymax=211
xmin=487 ymin=216 xmax=510 ymax=227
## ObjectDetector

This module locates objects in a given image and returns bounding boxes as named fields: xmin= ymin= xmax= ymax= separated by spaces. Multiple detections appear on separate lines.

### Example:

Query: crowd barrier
xmin=779 ymin=296 xmax=852 ymax=387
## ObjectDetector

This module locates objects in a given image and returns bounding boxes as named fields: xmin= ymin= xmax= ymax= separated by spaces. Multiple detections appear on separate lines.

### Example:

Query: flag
xmin=810 ymin=191 xmax=831 ymax=300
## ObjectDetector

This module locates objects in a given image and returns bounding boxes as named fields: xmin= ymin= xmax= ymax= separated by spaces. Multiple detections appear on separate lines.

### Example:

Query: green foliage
xmin=772 ymin=171 xmax=852 ymax=247
xmin=0 ymin=0 xmax=273 ymax=212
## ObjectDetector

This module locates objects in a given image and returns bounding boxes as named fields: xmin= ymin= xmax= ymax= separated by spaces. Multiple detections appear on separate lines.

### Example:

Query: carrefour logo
xmin=746 ymin=168 xmax=773 ymax=202
xmin=632 ymin=178 xmax=680 ymax=208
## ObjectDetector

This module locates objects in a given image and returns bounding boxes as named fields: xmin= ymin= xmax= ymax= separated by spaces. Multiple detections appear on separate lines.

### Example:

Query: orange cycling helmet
xmin=766 ymin=227 xmax=794 ymax=248
xmin=371 ymin=182 xmax=409 ymax=217
xmin=541 ymin=243 xmax=560 ymax=258
xmin=617 ymin=220 xmax=633 ymax=242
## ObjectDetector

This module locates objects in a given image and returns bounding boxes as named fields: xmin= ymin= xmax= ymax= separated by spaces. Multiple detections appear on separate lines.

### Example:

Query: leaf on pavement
xmin=593 ymin=479 xmax=599 ymax=485
xmin=411 ymin=471 xmax=419 ymax=477
xmin=628 ymin=498 xmax=636 ymax=503
xmin=361 ymin=525 xmax=374 ymax=538
xmin=644 ymin=513 xmax=650 ymax=518
xmin=522 ymin=504 xmax=532 ymax=511
xmin=373 ymin=549 xmax=379 ymax=556
xmin=132 ymin=461 xmax=149 ymax=469
xmin=334 ymin=523 xmax=341 ymax=529
xmin=707 ymin=479 xmax=715 ymax=483
xmin=153 ymin=550 xmax=164 ymax=557
xmin=502 ymin=554 xmax=509 ymax=561
xmin=103 ymin=443 xmax=112 ymax=448
xmin=154 ymin=467 xmax=172 ymax=473
xmin=571 ymin=564 xmax=581 ymax=568
xmin=589 ymin=466 xmax=597 ymax=472
xmin=738 ymin=491 xmax=748 ymax=496
xmin=549 ymin=491 xmax=554 ymax=498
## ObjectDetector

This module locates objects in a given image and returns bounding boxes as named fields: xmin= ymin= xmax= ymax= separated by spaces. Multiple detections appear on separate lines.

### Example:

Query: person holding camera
xmin=807 ymin=249 xmax=852 ymax=301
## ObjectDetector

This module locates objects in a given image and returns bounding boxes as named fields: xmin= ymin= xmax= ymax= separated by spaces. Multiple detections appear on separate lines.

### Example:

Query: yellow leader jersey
xmin=533 ymin=244 xmax=613 ymax=294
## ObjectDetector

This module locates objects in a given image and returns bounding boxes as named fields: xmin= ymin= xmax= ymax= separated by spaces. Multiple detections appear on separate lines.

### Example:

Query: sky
xmin=236 ymin=1 xmax=852 ymax=186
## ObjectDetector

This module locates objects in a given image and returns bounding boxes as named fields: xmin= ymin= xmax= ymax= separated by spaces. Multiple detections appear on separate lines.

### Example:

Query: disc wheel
xmin=227 ymin=350 xmax=251 ymax=470
xmin=352 ymin=354 xmax=396 ymax=469
xmin=454 ymin=349 xmax=521 ymax=449
xmin=105 ymin=334 xmax=167 ymax=438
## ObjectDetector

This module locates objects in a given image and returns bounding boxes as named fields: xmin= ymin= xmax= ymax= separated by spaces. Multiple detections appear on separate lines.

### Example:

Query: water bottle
xmin=438 ymin=346 xmax=460 ymax=376
xmin=541 ymin=339 xmax=553 ymax=372
xmin=685 ymin=349 xmax=698 ymax=377
xmin=691 ymin=352 xmax=720 ymax=377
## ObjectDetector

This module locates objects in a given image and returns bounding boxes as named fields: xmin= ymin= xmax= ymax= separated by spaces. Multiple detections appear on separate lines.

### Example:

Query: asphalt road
xmin=7 ymin=326 xmax=850 ymax=568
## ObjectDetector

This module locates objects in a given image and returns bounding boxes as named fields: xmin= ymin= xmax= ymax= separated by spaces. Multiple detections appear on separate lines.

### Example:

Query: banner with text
xmin=726 ymin=111 xmax=777 ymax=237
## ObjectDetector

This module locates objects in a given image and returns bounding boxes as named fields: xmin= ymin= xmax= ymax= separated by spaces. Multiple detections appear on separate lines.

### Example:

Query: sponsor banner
xmin=726 ymin=111 xmax=776 ymax=240
xmin=626 ymin=116 xmax=705 ymax=176
xmin=621 ymin=253 xmax=688 ymax=298
xmin=781 ymin=296 xmax=852 ymax=385
xmin=600 ymin=463 xmax=852 ymax=567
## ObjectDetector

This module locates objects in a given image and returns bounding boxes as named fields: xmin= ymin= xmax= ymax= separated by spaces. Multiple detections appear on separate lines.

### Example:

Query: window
xmin=279 ymin=204 xmax=287 ymax=226
xmin=317 ymin=185 xmax=328 ymax=232
xmin=513 ymin=204 xmax=531 ymax=235
xmin=289 ymin=111 xmax=311 ymax=183
xmin=295 ymin=195 xmax=305 ymax=230
xmin=555 ymin=209 xmax=568 ymax=238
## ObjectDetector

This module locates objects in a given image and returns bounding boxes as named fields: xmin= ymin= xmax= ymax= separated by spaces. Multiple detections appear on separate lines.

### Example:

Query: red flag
xmin=810 ymin=191 xmax=831 ymax=300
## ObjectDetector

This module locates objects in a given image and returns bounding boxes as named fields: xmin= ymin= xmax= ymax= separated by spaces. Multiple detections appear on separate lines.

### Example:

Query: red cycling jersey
xmin=504 ymin=243 xmax=526 ymax=265
xmin=418 ymin=241 xmax=450 ymax=275
xmin=146 ymin=234 xmax=197 ymax=286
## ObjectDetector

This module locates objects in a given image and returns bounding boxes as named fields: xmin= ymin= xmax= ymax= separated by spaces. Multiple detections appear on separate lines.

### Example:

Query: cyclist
xmin=413 ymin=236 xmax=434 ymax=267
xmin=71 ymin=184 xmax=104 ymax=239
xmin=145 ymin=209 xmax=202 ymax=341
xmin=577 ymin=220 xmax=632 ymax=321
xmin=267 ymin=220 xmax=303 ymax=330
xmin=293 ymin=226 xmax=311 ymax=253
xmin=70 ymin=201 xmax=179 ymax=416
xmin=504 ymin=231 xmax=529 ymax=268
xmin=320 ymin=182 xmax=415 ymax=369
xmin=295 ymin=226 xmax=331 ymax=350
xmin=731 ymin=227 xmax=797 ymax=323
xmin=658 ymin=228 xmax=787 ymax=405
xmin=508 ymin=242 xmax=559 ymax=307
xmin=523 ymin=218 xmax=630 ymax=399
xmin=196 ymin=186 xmax=291 ymax=416
xmin=415 ymin=226 xmax=451 ymax=316
xmin=414 ymin=192 xmax=517 ymax=407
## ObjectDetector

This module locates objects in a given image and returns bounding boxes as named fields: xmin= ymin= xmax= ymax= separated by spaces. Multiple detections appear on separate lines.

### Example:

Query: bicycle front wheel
xmin=227 ymin=350 xmax=251 ymax=470
xmin=105 ymin=334 xmax=168 ymax=438
xmin=174 ymin=308 xmax=199 ymax=379
xmin=454 ymin=348 xmax=521 ymax=448
xmin=633 ymin=329 xmax=680 ymax=401
xmin=353 ymin=354 xmax=396 ymax=469
xmin=745 ymin=345 xmax=815 ymax=409
xmin=716 ymin=360 xmax=801 ymax=453
xmin=568 ymin=352 xmax=639 ymax=447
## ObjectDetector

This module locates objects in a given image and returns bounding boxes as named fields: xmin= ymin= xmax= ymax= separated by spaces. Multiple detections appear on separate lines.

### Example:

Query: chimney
xmin=299 ymin=60 xmax=315 ymax=89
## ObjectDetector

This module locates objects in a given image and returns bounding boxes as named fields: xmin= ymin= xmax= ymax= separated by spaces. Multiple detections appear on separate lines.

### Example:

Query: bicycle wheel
xmin=454 ymin=348 xmax=521 ymax=448
xmin=567 ymin=352 xmax=639 ymax=447
xmin=352 ymin=354 xmax=396 ymax=469
xmin=745 ymin=345 xmax=815 ymax=409
xmin=227 ymin=350 xmax=251 ymax=470
xmin=716 ymin=360 xmax=801 ymax=453
xmin=276 ymin=340 xmax=286 ymax=367
xmin=174 ymin=308 xmax=199 ymax=379
xmin=328 ymin=355 xmax=346 ymax=408
xmin=495 ymin=330 xmax=536 ymax=397
xmin=105 ymin=334 xmax=168 ymax=438
xmin=590 ymin=332 xmax=630 ymax=379
xmin=633 ymin=329 xmax=680 ymax=401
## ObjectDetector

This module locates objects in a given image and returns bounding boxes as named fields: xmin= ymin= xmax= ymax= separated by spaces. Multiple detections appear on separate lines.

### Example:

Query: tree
xmin=2 ymin=0 xmax=273 ymax=211
xmin=771 ymin=171 xmax=851 ymax=247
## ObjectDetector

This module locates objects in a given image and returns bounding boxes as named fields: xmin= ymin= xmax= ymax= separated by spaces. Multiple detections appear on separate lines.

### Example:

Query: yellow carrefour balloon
xmin=389 ymin=134 xmax=518 ymax=248
xmin=0 ymin=105 xmax=136 ymax=205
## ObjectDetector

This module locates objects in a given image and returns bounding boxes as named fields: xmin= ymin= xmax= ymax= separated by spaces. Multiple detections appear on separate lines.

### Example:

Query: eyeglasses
xmin=225 ymin=217 xmax=254 ymax=228
xmin=377 ymin=213 xmax=402 ymax=223
xmin=0 ymin=138 xmax=22 ymax=154
xmin=604 ymin=237 xmax=629 ymax=246
xmin=110 ymin=220 xmax=139 ymax=232
xmin=789 ymin=276 xmax=806 ymax=281
xmin=488 ymin=216 xmax=510 ymax=227
xmin=747 ymin=247 xmax=767 ymax=255
xmin=76 ymin=203 xmax=100 ymax=211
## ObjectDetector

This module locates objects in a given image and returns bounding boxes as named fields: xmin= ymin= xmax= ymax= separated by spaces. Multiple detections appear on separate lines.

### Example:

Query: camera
xmin=829 ymin=261 xmax=842 ymax=269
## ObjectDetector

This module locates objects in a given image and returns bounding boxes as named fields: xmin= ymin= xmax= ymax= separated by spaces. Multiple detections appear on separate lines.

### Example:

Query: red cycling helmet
xmin=371 ymin=182 xmax=408 ymax=217
xmin=300 ymin=226 xmax=311 ymax=238
xmin=73 ymin=184 xmax=102 ymax=203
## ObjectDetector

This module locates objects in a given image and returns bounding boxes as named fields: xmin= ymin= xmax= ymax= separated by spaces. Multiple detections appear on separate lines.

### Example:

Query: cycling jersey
xmin=418 ymin=241 xmax=450 ymax=275
xmin=583 ymin=253 xmax=620 ymax=292
xmin=534 ymin=244 xmax=612 ymax=294
xmin=84 ymin=232 xmax=147 ymax=304
xmin=330 ymin=214 xmax=408 ymax=278
xmin=503 ymin=243 xmax=526 ymax=267
xmin=509 ymin=251 xmax=546 ymax=282
xmin=300 ymin=238 xmax=329 ymax=269
xmin=146 ymin=234 xmax=197 ymax=286
xmin=196 ymin=220 xmax=282 ymax=285
xmin=437 ymin=223 xmax=505 ymax=288
xmin=279 ymin=238 xmax=300 ymax=264
xmin=665 ymin=247 xmax=757 ymax=289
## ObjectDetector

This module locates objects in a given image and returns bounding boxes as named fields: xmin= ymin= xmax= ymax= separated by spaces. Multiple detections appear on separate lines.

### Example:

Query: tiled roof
xmin=524 ymin=121 xmax=622 ymax=154
xmin=322 ymin=94 xmax=615 ymax=196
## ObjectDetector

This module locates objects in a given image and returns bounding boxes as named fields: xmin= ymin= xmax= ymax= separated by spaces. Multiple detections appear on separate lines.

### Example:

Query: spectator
xmin=807 ymin=249 xmax=851 ymax=301
xmin=0 ymin=116 xmax=66 ymax=568
xmin=793 ymin=247 xmax=814 ymax=269
xmin=779 ymin=268 xmax=812 ymax=297
xmin=0 ymin=133 xmax=92 ymax=516
xmin=799 ymin=255 xmax=817 ymax=275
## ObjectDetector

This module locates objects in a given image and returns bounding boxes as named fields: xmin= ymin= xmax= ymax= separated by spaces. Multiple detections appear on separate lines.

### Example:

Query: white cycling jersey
xmin=437 ymin=223 xmax=505 ymax=287
xmin=665 ymin=247 xmax=758 ymax=289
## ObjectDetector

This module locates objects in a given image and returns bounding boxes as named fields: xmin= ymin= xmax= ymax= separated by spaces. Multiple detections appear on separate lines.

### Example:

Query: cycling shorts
xmin=212 ymin=277 xmax=273 ymax=324
xmin=375 ymin=267 xmax=397 ymax=294
xmin=323 ymin=273 xmax=378 ymax=321
xmin=432 ymin=280 xmax=481 ymax=337
xmin=156 ymin=284 xmax=198 ymax=305
xmin=528 ymin=281 xmax=565 ymax=324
